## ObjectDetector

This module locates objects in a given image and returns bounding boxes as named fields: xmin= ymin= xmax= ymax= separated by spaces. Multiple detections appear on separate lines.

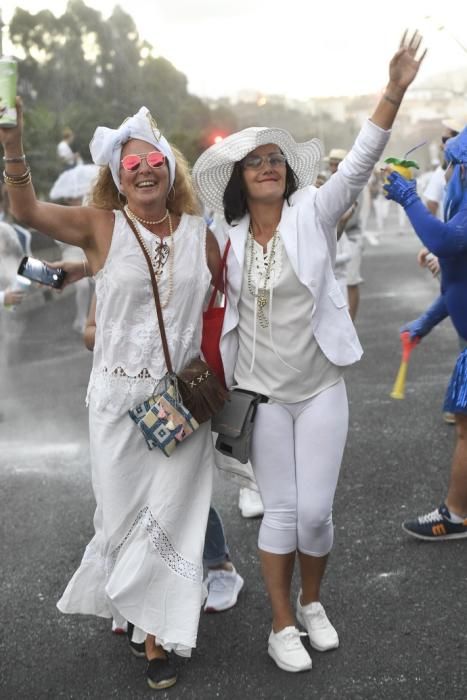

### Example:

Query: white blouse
xmin=234 ymin=232 xmax=341 ymax=403
xmin=86 ymin=210 xmax=211 ymax=413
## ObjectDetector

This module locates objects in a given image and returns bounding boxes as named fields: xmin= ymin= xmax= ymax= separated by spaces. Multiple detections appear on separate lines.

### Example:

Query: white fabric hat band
xmin=89 ymin=106 xmax=176 ymax=193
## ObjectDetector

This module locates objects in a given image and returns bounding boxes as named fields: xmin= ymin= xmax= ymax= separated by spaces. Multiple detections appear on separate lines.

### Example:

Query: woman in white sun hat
xmin=192 ymin=32 xmax=425 ymax=673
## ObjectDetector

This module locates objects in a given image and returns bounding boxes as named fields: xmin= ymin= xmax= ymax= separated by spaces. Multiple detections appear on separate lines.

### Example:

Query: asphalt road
xmin=1 ymin=210 xmax=465 ymax=699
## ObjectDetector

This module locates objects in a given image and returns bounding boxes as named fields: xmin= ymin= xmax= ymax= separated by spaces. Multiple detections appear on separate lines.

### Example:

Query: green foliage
xmin=5 ymin=0 xmax=371 ymax=197
xmin=384 ymin=157 xmax=420 ymax=170
xmin=7 ymin=0 xmax=238 ymax=194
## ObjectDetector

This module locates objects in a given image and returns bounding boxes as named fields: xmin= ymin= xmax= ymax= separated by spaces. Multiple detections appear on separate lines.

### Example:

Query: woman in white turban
xmin=0 ymin=103 xmax=221 ymax=691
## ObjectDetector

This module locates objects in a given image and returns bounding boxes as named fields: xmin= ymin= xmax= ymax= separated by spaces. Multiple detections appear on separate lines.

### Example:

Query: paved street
xmin=1 ymin=210 xmax=465 ymax=699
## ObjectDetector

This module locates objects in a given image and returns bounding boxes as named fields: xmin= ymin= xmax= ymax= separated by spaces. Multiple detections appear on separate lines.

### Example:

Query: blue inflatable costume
xmin=384 ymin=126 xmax=467 ymax=540
xmin=384 ymin=127 xmax=467 ymax=414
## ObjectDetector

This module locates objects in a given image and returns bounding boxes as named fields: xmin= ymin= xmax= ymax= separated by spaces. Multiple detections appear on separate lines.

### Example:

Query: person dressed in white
xmin=193 ymin=33 xmax=425 ymax=674
xmin=55 ymin=236 xmax=93 ymax=333
xmin=209 ymin=209 xmax=264 ymax=518
xmin=56 ymin=127 xmax=81 ymax=169
xmin=0 ymin=104 xmax=221 ymax=691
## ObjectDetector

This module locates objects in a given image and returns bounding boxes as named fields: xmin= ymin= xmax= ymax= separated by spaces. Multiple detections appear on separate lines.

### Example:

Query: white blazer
xmin=220 ymin=119 xmax=391 ymax=388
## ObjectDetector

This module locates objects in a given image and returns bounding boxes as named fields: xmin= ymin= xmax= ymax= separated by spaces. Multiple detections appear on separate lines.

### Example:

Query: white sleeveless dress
xmin=57 ymin=211 xmax=214 ymax=657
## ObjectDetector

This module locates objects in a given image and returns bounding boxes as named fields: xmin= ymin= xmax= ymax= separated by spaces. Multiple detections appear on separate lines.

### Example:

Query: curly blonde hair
xmin=90 ymin=145 xmax=200 ymax=216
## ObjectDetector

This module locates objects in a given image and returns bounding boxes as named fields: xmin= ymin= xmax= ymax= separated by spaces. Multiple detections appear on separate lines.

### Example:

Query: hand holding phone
xmin=17 ymin=256 xmax=66 ymax=289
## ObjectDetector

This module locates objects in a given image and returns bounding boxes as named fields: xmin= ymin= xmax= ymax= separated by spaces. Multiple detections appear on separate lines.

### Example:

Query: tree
xmin=6 ymin=1 xmax=238 ymax=195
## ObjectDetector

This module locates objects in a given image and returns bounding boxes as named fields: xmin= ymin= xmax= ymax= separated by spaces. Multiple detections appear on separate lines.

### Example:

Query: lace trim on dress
xmin=102 ymin=366 xmax=153 ymax=379
xmin=85 ymin=365 xmax=169 ymax=410
xmin=108 ymin=506 xmax=203 ymax=583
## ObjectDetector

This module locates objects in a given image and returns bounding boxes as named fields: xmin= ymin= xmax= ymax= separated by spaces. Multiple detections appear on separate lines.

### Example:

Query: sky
xmin=2 ymin=0 xmax=467 ymax=100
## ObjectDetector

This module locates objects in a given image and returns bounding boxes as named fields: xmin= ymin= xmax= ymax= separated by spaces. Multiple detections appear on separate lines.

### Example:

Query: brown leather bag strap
xmin=207 ymin=238 xmax=231 ymax=310
xmin=122 ymin=209 xmax=173 ymax=375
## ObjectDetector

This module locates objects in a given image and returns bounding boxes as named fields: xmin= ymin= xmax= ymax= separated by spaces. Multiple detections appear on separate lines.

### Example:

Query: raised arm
xmin=370 ymin=30 xmax=426 ymax=130
xmin=0 ymin=99 xmax=110 ymax=252
xmin=315 ymin=31 xmax=426 ymax=230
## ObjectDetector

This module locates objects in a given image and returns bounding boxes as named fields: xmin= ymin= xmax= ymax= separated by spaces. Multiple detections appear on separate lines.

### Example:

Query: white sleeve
xmin=423 ymin=168 xmax=445 ymax=204
xmin=315 ymin=119 xmax=391 ymax=229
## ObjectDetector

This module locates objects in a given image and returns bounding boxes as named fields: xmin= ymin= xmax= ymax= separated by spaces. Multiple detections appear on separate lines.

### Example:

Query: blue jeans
xmin=203 ymin=506 xmax=230 ymax=567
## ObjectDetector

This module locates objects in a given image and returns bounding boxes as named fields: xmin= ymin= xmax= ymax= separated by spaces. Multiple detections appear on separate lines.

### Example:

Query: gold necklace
xmin=126 ymin=206 xmax=169 ymax=226
xmin=126 ymin=208 xmax=175 ymax=309
xmin=247 ymin=225 xmax=279 ymax=328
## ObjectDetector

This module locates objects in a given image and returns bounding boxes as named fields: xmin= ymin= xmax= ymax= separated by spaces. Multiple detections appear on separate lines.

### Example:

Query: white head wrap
xmin=89 ymin=106 xmax=176 ymax=193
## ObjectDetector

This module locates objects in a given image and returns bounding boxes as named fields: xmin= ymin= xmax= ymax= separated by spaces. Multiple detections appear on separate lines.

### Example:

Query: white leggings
xmin=250 ymin=378 xmax=348 ymax=557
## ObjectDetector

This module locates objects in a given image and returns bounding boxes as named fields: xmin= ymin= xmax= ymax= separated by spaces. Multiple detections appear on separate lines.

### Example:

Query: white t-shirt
xmin=423 ymin=166 xmax=446 ymax=219
xmin=57 ymin=140 xmax=75 ymax=166
xmin=234 ymin=233 xmax=341 ymax=403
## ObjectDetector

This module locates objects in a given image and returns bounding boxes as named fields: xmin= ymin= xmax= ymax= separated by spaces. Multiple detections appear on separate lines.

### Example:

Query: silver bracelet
xmin=3 ymin=155 xmax=26 ymax=163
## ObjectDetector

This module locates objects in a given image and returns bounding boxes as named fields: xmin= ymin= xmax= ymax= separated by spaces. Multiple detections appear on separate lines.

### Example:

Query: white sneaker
xmin=296 ymin=594 xmax=339 ymax=651
xmin=204 ymin=566 xmax=244 ymax=612
xmin=238 ymin=487 xmax=264 ymax=518
xmin=111 ymin=617 xmax=127 ymax=635
xmin=268 ymin=626 xmax=312 ymax=672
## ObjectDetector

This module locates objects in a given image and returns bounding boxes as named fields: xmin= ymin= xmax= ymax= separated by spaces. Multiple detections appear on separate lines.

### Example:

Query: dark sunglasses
xmin=121 ymin=151 xmax=166 ymax=171
xmin=242 ymin=153 xmax=287 ymax=170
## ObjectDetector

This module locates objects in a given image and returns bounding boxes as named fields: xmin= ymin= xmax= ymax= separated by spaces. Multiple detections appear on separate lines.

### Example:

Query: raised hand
xmin=389 ymin=30 xmax=427 ymax=91
xmin=0 ymin=97 xmax=24 ymax=150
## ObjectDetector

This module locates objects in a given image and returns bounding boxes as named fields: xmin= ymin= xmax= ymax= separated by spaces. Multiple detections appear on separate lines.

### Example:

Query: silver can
xmin=0 ymin=56 xmax=17 ymax=128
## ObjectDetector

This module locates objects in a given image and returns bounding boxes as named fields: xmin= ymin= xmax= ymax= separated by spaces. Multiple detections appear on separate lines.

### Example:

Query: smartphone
xmin=17 ymin=256 xmax=66 ymax=289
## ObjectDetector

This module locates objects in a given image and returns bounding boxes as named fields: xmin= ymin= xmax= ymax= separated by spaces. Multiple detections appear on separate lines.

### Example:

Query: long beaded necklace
xmin=125 ymin=206 xmax=174 ymax=308
xmin=126 ymin=206 xmax=169 ymax=226
xmin=247 ymin=225 xmax=279 ymax=328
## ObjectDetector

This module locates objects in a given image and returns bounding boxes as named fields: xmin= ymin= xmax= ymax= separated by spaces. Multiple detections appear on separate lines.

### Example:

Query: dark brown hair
xmin=223 ymin=159 xmax=299 ymax=225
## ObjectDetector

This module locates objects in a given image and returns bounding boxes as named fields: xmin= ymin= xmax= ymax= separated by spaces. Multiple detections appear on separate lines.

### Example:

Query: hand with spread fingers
xmin=370 ymin=30 xmax=426 ymax=131
xmin=388 ymin=29 xmax=427 ymax=92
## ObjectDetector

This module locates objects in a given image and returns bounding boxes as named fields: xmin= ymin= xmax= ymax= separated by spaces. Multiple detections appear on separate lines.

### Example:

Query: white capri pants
xmin=250 ymin=378 xmax=348 ymax=557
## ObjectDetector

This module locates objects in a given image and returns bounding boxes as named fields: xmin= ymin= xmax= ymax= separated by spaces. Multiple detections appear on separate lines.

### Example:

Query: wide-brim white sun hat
xmin=192 ymin=127 xmax=323 ymax=212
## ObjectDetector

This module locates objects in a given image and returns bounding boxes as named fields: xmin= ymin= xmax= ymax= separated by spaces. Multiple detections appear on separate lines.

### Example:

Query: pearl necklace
xmin=126 ymin=207 xmax=174 ymax=309
xmin=126 ymin=206 xmax=169 ymax=226
xmin=247 ymin=225 xmax=279 ymax=328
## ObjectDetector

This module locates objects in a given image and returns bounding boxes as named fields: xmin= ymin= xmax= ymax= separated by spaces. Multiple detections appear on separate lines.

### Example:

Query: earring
xmin=167 ymin=185 xmax=176 ymax=202
xmin=118 ymin=192 xmax=127 ymax=207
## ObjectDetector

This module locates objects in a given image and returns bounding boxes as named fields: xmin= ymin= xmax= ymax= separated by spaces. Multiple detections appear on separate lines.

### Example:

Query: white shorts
xmin=346 ymin=236 xmax=364 ymax=286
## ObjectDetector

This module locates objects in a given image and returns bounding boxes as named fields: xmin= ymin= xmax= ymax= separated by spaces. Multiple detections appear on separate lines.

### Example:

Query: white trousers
xmin=250 ymin=378 xmax=348 ymax=557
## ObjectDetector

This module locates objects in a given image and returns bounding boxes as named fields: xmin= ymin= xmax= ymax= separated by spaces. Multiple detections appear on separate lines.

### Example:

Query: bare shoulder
xmin=206 ymin=228 xmax=221 ymax=281
xmin=83 ymin=206 xmax=115 ymax=266
xmin=206 ymin=227 xmax=219 ymax=246
xmin=85 ymin=205 xmax=115 ymax=229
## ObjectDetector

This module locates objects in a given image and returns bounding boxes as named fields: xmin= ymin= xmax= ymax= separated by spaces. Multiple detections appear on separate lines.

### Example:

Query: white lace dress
xmin=57 ymin=211 xmax=214 ymax=657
